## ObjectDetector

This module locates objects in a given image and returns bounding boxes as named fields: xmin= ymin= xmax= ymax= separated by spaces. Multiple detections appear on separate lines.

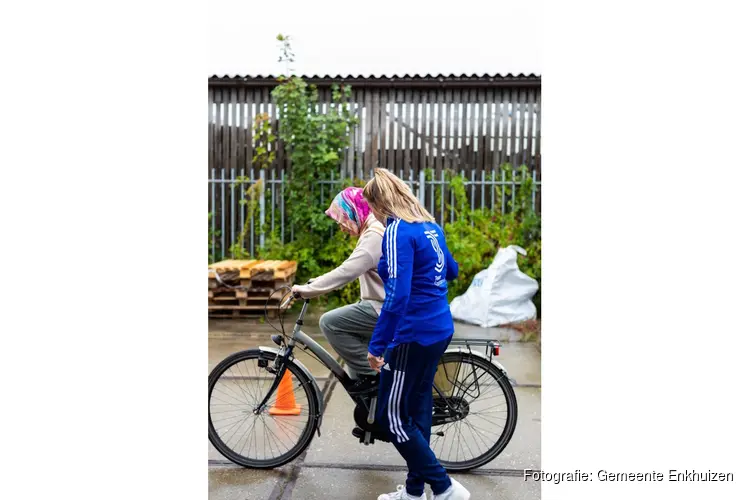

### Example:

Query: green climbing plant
xmin=256 ymin=34 xmax=359 ymax=306
xmin=229 ymin=113 xmax=276 ymax=259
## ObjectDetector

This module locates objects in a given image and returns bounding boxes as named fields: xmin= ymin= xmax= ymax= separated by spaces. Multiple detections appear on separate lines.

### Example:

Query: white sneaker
xmin=433 ymin=478 xmax=470 ymax=500
xmin=376 ymin=484 xmax=426 ymax=500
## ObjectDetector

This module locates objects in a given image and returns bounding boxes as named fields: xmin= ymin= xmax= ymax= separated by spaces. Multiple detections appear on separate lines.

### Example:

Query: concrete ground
xmin=208 ymin=315 xmax=541 ymax=500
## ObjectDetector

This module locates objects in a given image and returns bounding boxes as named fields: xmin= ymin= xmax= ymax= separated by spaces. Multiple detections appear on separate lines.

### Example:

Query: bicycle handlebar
xmin=280 ymin=290 xmax=302 ymax=309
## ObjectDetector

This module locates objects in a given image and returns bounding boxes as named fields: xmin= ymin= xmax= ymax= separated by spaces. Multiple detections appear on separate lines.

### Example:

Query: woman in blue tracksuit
xmin=362 ymin=168 xmax=471 ymax=500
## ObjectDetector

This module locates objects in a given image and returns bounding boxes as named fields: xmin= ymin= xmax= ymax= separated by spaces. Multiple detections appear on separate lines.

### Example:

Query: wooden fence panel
xmin=208 ymin=77 xmax=541 ymax=183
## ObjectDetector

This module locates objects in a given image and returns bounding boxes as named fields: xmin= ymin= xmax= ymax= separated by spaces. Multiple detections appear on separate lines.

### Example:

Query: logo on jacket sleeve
xmin=424 ymin=230 xmax=445 ymax=273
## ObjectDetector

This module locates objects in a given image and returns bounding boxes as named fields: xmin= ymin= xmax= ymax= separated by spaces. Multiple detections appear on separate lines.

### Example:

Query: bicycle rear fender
xmin=443 ymin=348 xmax=511 ymax=378
xmin=258 ymin=346 xmax=326 ymax=434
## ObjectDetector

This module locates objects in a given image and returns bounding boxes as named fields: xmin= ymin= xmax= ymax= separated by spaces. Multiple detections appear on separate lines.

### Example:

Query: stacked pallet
xmin=208 ymin=260 xmax=298 ymax=318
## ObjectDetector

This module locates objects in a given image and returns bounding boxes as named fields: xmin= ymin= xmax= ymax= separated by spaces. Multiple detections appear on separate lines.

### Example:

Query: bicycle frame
xmin=286 ymin=300 xmax=352 ymax=382
xmin=254 ymin=296 xmax=509 ymax=415
xmin=253 ymin=299 xmax=353 ymax=413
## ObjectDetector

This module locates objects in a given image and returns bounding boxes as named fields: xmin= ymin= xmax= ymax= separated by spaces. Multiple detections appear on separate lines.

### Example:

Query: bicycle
xmin=208 ymin=286 xmax=518 ymax=471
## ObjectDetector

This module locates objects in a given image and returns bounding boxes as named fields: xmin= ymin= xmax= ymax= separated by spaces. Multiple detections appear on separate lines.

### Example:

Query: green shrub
xmin=442 ymin=164 xmax=541 ymax=316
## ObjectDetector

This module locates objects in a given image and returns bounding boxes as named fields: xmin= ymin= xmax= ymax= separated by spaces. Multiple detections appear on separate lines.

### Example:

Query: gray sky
xmin=208 ymin=0 xmax=542 ymax=77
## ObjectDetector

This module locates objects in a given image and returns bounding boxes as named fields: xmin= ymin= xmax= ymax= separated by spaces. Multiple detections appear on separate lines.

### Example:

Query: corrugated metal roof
xmin=210 ymin=73 xmax=538 ymax=79
xmin=208 ymin=73 xmax=540 ymax=87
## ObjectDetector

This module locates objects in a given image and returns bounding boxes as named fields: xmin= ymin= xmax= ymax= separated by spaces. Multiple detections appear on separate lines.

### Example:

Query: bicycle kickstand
xmin=362 ymin=396 xmax=378 ymax=446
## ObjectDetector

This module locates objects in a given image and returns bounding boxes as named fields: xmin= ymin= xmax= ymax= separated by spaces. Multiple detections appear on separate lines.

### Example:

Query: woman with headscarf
xmin=291 ymin=187 xmax=386 ymax=394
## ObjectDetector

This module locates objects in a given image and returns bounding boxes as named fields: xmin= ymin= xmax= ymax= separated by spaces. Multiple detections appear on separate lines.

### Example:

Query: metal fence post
xmin=250 ymin=169 xmax=255 ymax=258
xmin=260 ymin=169 xmax=266 ymax=250
xmin=501 ymin=168 xmax=506 ymax=215
xmin=330 ymin=170 xmax=335 ymax=239
xmin=271 ymin=169 xmax=276 ymax=237
xmin=239 ymin=167 xmax=245 ymax=252
xmin=481 ymin=170 xmax=486 ymax=210
xmin=471 ymin=169 xmax=476 ymax=212
xmin=220 ymin=169 xmax=226 ymax=260
xmin=211 ymin=168 xmax=216 ymax=263
xmin=289 ymin=171 xmax=294 ymax=243
xmin=429 ymin=169 xmax=435 ymax=217
xmin=441 ymin=169 xmax=446 ymax=226
xmin=281 ymin=170 xmax=285 ymax=245
xmin=419 ymin=170 xmax=426 ymax=207
xmin=450 ymin=170 xmax=455 ymax=224
xmin=491 ymin=168 xmax=495 ymax=212
xmin=230 ymin=167 xmax=236 ymax=250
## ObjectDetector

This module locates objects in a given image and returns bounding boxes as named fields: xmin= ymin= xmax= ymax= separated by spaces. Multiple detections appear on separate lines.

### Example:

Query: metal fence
xmin=209 ymin=167 xmax=540 ymax=262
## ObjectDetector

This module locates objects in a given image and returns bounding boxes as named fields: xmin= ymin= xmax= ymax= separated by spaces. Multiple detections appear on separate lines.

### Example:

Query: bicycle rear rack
xmin=449 ymin=338 xmax=502 ymax=362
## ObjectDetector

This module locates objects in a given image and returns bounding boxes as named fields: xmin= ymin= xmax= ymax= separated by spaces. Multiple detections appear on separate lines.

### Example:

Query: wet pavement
xmin=209 ymin=317 xmax=541 ymax=499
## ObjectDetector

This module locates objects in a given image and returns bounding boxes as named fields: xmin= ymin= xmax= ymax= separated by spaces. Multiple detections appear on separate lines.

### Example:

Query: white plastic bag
xmin=450 ymin=245 xmax=539 ymax=328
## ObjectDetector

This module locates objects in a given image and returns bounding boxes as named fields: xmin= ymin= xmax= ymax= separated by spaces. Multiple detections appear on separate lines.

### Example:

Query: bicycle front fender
xmin=258 ymin=346 xmax=326 ymax=434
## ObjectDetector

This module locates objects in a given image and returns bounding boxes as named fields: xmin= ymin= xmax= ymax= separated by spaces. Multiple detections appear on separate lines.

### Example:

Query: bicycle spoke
xmin=239 ymin=360 xmax=263 ymax=403
xmin=220 ymin=412 xmax=253 ymax=444
xmin=235 ymin=360 xmax=260 ymax=404
xmin=445 ymin=421 xmax=458 ymax=462
xmin=462 ymin=417 xmax=490 ymax=453
xmin=468 ymin=412 xmax=507 ymax=430
xmin=471 ymin=411 xmax=508 ymax=422
xmin=461 ymin=418 xmax=498 ymax=436
xmin=212 ymin=386 xmax=252 ymax=407
xmin=239 ymin=416 xmax=260 ymax=458
xmin=466 ymin=383 xmax=504 ymax=402
xmin=210 ymin=409 xmax=248 ymax=415
xmin=471 ymin=401 xmax=509 ymax=413
xmin=463 ymin=419 xmax=494 ymax=451
xmin=260 ymin=414 xmax=285 ymax=457
xmin=230 ymin=414 xmax=258 ymax=452
xmin=212 ymin=413 xmax=248 ymax=424
xmin=271 ymin=417 xmax=301 ymax=449
xmin=228 ymin=366 xmax=254 ymax=405
xmin=272 ymin=417 xmax=308 ymax=431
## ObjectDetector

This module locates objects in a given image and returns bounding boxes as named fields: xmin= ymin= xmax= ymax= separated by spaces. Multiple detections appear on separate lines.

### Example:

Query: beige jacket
xmin=295 ymin=214 xmax=386 ymax=314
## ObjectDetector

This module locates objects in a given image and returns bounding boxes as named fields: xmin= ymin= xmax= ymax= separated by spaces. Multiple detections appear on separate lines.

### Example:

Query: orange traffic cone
xmin=268 ymin=370 xmax=301 ymax=416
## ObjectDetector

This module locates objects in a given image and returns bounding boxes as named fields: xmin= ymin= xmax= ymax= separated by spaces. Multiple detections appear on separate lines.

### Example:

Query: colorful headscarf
xmin=325 ymin=187 xmax=372 ymax=235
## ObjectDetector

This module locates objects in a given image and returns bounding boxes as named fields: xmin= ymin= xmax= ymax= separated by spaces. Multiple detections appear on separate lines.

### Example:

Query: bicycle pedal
xmin=352 ymin=426 xmax=390 ymax=444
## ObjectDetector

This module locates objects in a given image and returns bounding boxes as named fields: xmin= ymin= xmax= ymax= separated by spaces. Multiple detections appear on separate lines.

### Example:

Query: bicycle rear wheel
xmin=208 ymin=349 xmax=319 ymax=469
xmin=431 ymin=351 xmax=518 ymax=471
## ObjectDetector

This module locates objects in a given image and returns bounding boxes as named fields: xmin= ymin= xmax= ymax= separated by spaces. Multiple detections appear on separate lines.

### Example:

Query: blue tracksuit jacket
xmin=368 ymin=217 xmax=459 ymax=357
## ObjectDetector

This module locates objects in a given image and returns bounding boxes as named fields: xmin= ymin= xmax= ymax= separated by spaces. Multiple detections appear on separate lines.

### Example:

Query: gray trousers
xmin=319 ymin=301 xmax=379 ymax=379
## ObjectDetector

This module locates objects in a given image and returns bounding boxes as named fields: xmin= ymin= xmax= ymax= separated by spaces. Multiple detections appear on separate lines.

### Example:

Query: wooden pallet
xmin=208 ymin=260 xmax=297 ymax=319
xmin=208 ymin=260 xmax=297 ymax=282
xmin=208 ymin=288 xmax=288 ymax=307
xmin=208 ymin=304 xmax=292 ymax=319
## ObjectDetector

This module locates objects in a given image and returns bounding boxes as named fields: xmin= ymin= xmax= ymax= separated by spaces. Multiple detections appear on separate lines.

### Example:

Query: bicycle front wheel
xmin=208 ymin=349 xmax=319 ymax=469
xmin=432 ymin=351 xmax=518 ymax=471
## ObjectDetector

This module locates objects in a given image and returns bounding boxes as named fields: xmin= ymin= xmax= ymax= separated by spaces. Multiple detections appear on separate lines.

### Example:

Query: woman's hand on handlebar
xmin=291 ymin=278 xmax=317 ymax=299
xmin=290 ymin=284 xmax=304 ymax=299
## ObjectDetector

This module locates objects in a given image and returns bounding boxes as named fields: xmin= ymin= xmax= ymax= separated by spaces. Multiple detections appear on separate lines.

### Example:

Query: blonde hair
xmin=362 ymin=168 xmax=435 ymax=223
